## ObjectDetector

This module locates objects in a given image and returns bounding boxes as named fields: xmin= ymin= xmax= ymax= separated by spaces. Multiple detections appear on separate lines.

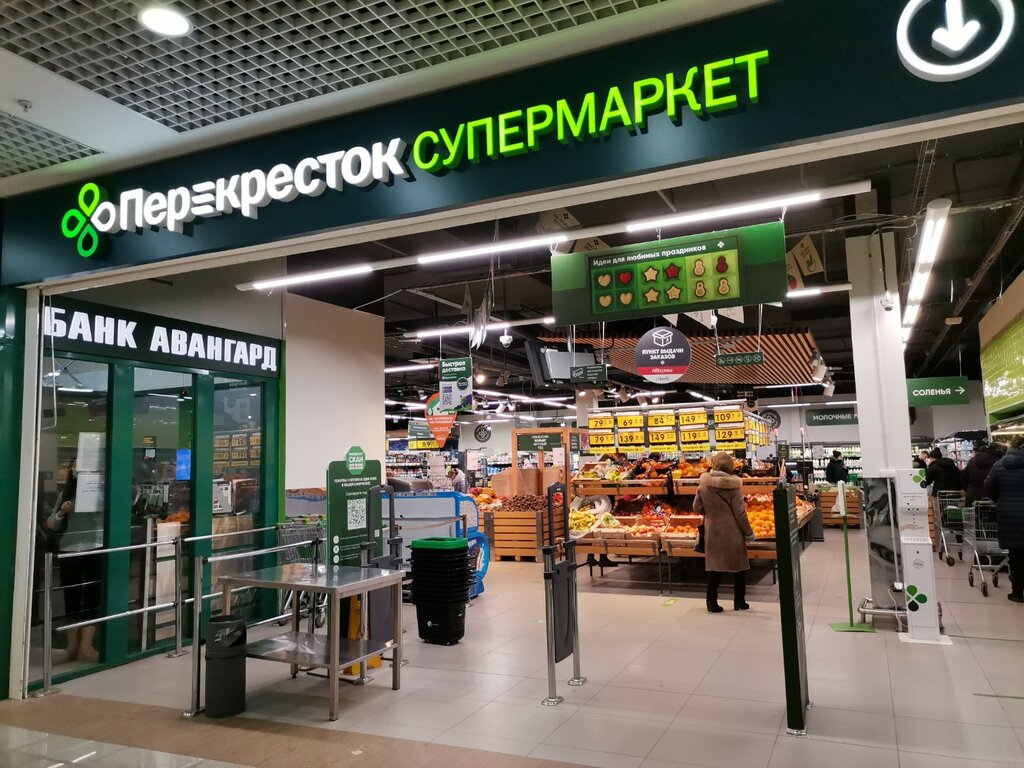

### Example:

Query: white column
xmin=846 ymin=232 xmax=913 ymax=476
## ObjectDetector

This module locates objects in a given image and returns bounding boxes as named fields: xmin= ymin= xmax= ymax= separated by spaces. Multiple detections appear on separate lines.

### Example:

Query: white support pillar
xmin=846 ymin=232 xmax=913 ymax=475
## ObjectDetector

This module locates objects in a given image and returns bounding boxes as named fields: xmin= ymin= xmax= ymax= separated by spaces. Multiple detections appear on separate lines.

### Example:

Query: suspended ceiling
xmin=0 ymin=0 xmax=765 ymax=190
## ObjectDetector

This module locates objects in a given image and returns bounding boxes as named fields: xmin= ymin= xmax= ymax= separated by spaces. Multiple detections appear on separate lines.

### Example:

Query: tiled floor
xmin=24 ymin=529 xmax=1024 ymax=767
xmin=0 ymin=724 xmax=246 ymax=767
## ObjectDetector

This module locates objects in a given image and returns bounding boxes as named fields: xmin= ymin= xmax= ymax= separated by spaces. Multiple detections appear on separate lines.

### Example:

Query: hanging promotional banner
xmin=785 ymin=253 xmax=805 ymax=292
xmin=425 ymin=393 xmax=458 ymax=445
xmin=788 ymin=235 xmax=823 ymax=276
xmin=635 ymin=327 xmax=692 ymax=384
xmin=551 ymin=222 xmax=787 ymax=325
xmin=439 ymin=357 xmax=473 ymax=411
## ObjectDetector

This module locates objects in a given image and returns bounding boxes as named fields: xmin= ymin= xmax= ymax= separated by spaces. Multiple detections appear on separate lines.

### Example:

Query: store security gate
xmin=541 ymin=483 xmax=586 ymax=706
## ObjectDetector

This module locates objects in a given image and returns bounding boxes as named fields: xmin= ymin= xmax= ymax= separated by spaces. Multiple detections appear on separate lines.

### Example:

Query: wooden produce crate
xmin=488 ymin=505 xmax=565 ymax=561
xmin=574 ymin=533 xmax=661 ymax=558
xmin=819 ymin=489 xmax=863 ymax=528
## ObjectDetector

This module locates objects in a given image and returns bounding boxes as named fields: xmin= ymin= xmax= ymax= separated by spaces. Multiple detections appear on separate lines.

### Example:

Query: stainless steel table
xmin=217 ymin=563 xmax=404 ymax=720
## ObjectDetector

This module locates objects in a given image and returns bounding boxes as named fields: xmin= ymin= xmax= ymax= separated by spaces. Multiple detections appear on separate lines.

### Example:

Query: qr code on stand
xmin=347 ymin=497 xmax=367 ymax=530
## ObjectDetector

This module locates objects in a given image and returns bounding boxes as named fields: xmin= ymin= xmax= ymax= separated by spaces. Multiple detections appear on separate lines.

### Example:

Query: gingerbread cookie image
xmin=694 ymin=281 xmax=706 ymax=298
xmin=693 ymin=259 xmax=706 ymax=276
xmin=718 ymin=278 xmax=731 ymax=295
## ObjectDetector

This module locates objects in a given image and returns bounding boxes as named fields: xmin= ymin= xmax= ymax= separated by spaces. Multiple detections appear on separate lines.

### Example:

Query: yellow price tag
xmin=679 ymin=428 xmax=710 ymax=444
xmin=592 ymin=444 xmax=616 ymax=454
xmin=647 ymin=412 xmax=677 ymax=428
xmin=677 ymin=410 xmax=708 ymax=426
xmin=715 ymin=426 xmax=745 ymax=442
xmin=679 ymin=443 xmax=711 ymax=453
xmin=617 ymin=413 xmax=645 ymax=429
xmin=715 ymin=441 xmax=747 ymax=451
xmin=714 ymin=409 xmax=744 ymax=424
xmin=589 ymin=432 xmax=616 ymax=447
xmin=648 ymin=429 xmax=678 ymax=445
xmin=617 ymin=430 xmax=646 ymax=446
xmin=589 ymin=416 xmax=614 ymax=430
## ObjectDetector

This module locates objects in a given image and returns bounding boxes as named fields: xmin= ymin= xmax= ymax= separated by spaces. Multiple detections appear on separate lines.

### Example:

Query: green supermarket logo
xmin=906 ymin=585 xmax=929 ymax=612
xmin=912 ymin=469 xmax=926 ymax=484
xmin=61 ymin=183 xmax=107 ymax=259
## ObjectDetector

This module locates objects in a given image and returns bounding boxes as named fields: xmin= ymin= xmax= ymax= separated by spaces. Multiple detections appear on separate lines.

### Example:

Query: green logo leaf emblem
xmin=61 ymin=183 xmax=106 ymax=258
xmin=906 ymin=584 xmax=929 ymax=612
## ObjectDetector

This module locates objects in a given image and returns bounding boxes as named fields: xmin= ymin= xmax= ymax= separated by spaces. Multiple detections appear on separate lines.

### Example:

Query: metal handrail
xmin=183 ymin=524 xmax=280 ymax=543
xmin=35 ymin=532 xmax=313 ymax=699
xmin=55 ymin=539 xmax=168 ymax=559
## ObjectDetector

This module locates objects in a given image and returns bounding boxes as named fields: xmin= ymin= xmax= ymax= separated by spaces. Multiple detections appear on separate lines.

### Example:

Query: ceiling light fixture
xmin=902 ymin=198 xmax=952 ymax=346
xmin=384 ymin=363 xmax=435 ymax=374
xmin=756 ymin=383 xmax=822 ymax=390
xmin=785 ymin=283 xmax=852 ymax=300
xmin=626 ymin=181 xmax=871 ymax=233
xmin=139 ymin=5 xmax=193 ymax=37
xmin=57 ymin=387 xmax=94 ymax=394
xmin=686 ymin=389 xmax=717 ymax=403
xmin=409 ymin=316 xmax=555 ymax=339
xmin=245 ymin=264 xmax=373 ymax=292
xmin=475 ymin=372 xmax=487 ymax=384
xmin=417 ymin=234 xmax=569 ymax=265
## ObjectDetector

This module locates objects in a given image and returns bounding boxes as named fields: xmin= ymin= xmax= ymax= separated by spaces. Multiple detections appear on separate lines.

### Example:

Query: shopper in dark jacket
xmin=825 ymin=451 xmax=849 ymax=484
xmin=921 ymin=449 xmax=960 ymax=496
xmin=984 ymin=438 xmax=1024 ymax=602
xmin=963 ymin=443 xmax=1002 ymax=506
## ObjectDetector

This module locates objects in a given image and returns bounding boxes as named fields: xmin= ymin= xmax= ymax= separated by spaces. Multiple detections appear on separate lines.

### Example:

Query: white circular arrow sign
xmin=898 ymin=0 xmax=1016 ymax=82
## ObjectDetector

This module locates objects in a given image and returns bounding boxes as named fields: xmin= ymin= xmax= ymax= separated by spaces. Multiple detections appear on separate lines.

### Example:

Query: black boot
xmin=707 ymin=573 xmax=723 ymax=613
xmin=734 ymin=571 xmax=750 ymax=611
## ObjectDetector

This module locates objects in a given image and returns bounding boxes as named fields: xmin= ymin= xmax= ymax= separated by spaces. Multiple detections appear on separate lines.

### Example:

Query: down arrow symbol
xmin=932 ymin=0 xmax=982 ymax=57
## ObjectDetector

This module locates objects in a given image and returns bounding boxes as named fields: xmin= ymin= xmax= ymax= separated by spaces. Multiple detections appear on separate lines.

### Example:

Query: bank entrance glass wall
xmin=32 ymin=357 xmax=110 ymax=681
xmin=29 ymin=354 xmax=276 ymax=690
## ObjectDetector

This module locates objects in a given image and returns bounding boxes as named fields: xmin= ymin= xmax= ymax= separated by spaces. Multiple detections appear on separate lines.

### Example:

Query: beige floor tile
xmin=543 ymin=711 xmax=669 ymax=758
xmin=581 ymin=686 xmax=687 ymax=723
xmin=609 ymin=663 xmax=707 ymax=695
xmin=530 ymin=743 xmax=643 ymax=768
xmin=456 ymin=700 xmax=572 ymax=742
xmin=897 ymin=751 xmax=1024 ymax=768
xmin=496 ymin=676 xmax=598 ymax=710
xmin=891 ymin=685 xmax=1010 ymax=726
xmin=351 ymin=688 xmax=487 ymax=730
xmin=432 ymin=731 xmax=537 ymax=756
xmin=649 ymin=723 xmax=776 ymax=768
xmin=894 ymin=716 xmax=1024 ymax=762
xmin=346 ymin=720 xmax=443 ymax=742
xmin=794 ymin=706 xmax=896 ymax=749
xmin=673 ymin=695 xmax=784 ymax=735
xmin=767 ymin=737 xmax=898 ymax=768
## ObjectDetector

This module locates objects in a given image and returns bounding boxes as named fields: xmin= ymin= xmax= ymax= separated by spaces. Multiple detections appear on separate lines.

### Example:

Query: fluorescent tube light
xmin=686 ymin=389 xmax=716 ymax=403
xmin=384 ymin=363 xmax=435 ymax=373
xmin=58 ymin=387 xmax=94 ymax=393
xmin=247 ymin=264 xmax=373 ymax=291
xmin=409 ymin=316 xmax=555 ymax=339
xmin=786 ymin=283 xmax=853 ymax=300
xmin=756 ymin=383 xmax=822 ymax=390
xmin=476 ymin=389 xmax=573 ymax=404
xmin=902 ymin=199 xmax=952 ymax=341
xmin=786 ymin=288 xmax=822 ymax=298
xmin=417 ymin=234 xmax=569 ymax=265
xmin=626 ymin=182 xmax=870 ymax=233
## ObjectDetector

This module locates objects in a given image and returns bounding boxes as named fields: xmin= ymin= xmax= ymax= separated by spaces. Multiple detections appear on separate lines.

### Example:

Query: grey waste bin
xmin=205 ymin=615 xmax=246 ymax=718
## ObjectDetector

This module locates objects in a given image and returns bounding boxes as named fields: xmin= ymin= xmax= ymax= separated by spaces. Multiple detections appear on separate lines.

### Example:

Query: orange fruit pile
xmin=745 ymin=494 xmax=775 ymax=538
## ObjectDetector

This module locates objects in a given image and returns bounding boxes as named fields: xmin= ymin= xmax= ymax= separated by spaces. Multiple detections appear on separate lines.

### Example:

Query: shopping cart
xmin=935 ymin=491 xmax=965 ymax=567
xmin=963 ymin=501 xmax=1009 ymax=597
xmin=277 ymin=520 xmax=327 ymax=627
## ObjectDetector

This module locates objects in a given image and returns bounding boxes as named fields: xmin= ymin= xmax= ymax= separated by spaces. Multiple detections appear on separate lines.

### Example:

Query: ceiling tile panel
xmin=0 ymin=110 xmax=100 ymax=177
xmin=0 ymin=0 xmax=666 ymax=132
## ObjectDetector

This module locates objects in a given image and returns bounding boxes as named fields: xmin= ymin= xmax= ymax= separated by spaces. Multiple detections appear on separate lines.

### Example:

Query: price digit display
xmin=647 ymin=412 xmax=677 ymax=427
xmin=589 ymin=432 xmax=615 ymax=446
xmin=589 ymin=416 xmax=614 ymax=430
xmin=648 ymin=430 xmax=678 ymax=445
xmin=617 ymin=430 xmax=646 ymax=446
xmin=714 ymin=409 xmax=744 ymax=424
xmin=678 ymin=411 xmax=708 ymax=426
xmin=679 ymin=428 xmax=710 ymax=444
xmin=617 ymin=414 xmax=645 ymax=429
xmin=715 ymin=427 xmax=745 ymax=442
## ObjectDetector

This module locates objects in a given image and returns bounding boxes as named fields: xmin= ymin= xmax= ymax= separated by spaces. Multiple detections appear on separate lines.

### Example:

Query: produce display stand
xmin=485 ymin=502 xmax=566 ymax=562
xmin=510 ymin=427 xmax=588 ymax=496
xmin=818 ymin=487 xmax=863 ymax=528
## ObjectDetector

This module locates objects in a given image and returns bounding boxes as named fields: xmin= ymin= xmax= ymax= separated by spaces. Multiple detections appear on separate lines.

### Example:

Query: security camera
xmin=499 ymin=333 xmax=513 ymax=348
xmin=880 ymin=291 xmax=895 ymax=312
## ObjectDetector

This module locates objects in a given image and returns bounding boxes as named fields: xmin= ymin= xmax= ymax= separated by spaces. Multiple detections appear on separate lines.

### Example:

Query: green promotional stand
xmin=829 ymin=481 xmax=875 ymax=634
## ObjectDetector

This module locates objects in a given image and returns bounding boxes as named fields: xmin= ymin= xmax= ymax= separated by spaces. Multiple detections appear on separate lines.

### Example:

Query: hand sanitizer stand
xmin=895 ymin=470 xmax=950 ymax=645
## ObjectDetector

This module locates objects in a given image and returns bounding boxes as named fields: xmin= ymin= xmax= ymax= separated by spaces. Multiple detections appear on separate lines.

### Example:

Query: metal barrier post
xmin=141 ymin=518 xmax=154 ymax=652
xmin=33 ymin=551 xmax=59 ymax=697
xmin=183 ymin=555 xmax=205 ymax=718
xmin=540 ymin=543 xmax=562 ymax=706
xmin=557 ymin=484 xmax=585 ymax=688
xmin=167 ymin=537 xmax=187 ymax=658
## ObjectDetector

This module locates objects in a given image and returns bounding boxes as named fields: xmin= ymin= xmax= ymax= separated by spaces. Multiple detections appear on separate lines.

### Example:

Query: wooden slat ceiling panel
xmin=540 ymin=331 xmax=820 ymax=385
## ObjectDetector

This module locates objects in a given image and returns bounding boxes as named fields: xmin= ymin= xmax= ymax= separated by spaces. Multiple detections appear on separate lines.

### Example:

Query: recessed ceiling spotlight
xmin=139 ymin=5 xmax=193 ymax=37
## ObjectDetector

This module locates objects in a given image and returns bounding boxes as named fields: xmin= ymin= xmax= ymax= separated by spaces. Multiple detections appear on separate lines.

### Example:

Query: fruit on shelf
xmin=745 ymin=494 xmax=775 ymax=539
xmin=598 ymin=511 xmax=621 ymax=528
xmin=569 ymin=509 xmax=598 ymax=532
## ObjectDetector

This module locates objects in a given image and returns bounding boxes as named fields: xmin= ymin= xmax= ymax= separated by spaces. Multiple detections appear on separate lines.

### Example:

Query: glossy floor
xmin=15 ymin=529 xmax=1024 ymax=768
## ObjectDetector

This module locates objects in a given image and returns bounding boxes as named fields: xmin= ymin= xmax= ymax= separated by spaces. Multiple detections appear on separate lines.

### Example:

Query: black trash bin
xmin=410 ymin=538 xmax=472 ymax=645
xmin=205 ymin=615 xmax=247 ymax=718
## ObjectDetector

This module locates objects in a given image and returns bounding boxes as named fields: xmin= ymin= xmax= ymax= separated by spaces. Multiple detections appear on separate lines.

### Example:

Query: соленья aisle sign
xmin=906 ymin=376 xmax=970 ymax=407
